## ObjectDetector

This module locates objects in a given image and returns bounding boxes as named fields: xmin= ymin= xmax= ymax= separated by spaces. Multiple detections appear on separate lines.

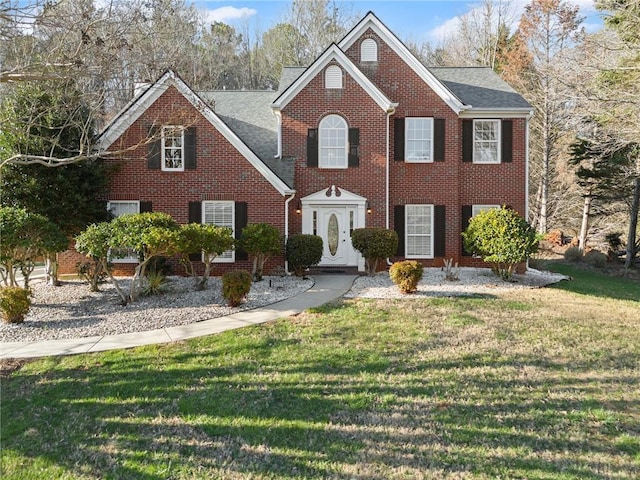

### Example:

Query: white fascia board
xmin=97 ymin=71 xmax=174 ymax=150
xmin=271 ymin=44 xmax=396 ymax=113
xmin=459 ymin=108 xmax=534 ymax=119
xmin=99 ymin=71 xmax=294 ymax=196
xmin=338 ymin=13 xmax=467 ymax=114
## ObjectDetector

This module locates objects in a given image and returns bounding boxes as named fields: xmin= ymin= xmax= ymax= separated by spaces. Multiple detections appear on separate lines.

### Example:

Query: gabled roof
xmin=430 ymin=67 xmax=533 ymax=114
xmin=271 ymin=44 xmax=397 ymax=113
xmin=338 ymin=11 xmax=468 ymax=114
xmin=200 ymin=90 xmax=294 ymax=188
xmin=97 ymin=70 xmax=294 ymax=195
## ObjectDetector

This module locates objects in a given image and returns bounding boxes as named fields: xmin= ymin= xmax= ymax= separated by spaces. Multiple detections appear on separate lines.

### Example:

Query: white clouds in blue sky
xmin=203 ymin=5 xmax=258 ymax=24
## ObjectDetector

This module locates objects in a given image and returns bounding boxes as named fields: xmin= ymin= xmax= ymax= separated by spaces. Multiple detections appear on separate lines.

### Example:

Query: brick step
xmin=307 ymin=266 xmax=361 ymax=275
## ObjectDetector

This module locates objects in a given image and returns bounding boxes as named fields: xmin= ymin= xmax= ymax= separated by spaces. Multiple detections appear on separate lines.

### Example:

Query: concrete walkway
xmin=0 ymin=275 xmax=357 ymax=360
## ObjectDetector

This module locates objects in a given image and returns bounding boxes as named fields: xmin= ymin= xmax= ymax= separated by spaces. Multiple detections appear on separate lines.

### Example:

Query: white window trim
xmin=325 ymin=65 xmax=343 ymax=89
xmin=319 ymin=114 xmax=348 ymax=169
xmin=202 ymin=200 xmax=235 ymax=263
xmin=405 ymin=204 xmax=434 ymax=259
xmin=161 ymin=125 xmax=185 ymax=172
xmin=472 ymin=204 xmax=500 ymax=217
xmin=405 ymin=117 xmax=434 ymax=163
xmin=361 ymin=38 xmax=378 ymax=62
xmin=107 ymin=201 xmax=140 ymax=263
xmin=473 ymin=119 xmax=501 ymax=164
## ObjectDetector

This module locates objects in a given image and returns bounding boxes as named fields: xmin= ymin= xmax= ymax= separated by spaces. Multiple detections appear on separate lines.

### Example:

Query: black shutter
xmin=234 ymin=202 xmax=248 ymax=261
xmin=139 ymin=201 xmax=153 ymax=213
xmin=462 ymin=119 xmax=473 ymax=162
xmin=461 ymin=205 xmax=473 ymax=256
xmin=394 ymin=205 xmax=405 ymax=256
xmin=188 ymin=201 xmax=202 ymax=261
xmin=434 ymin=118 xmax=445 ymax=162
xmin=184 ymin=127 xmax=197 ymax=170
xmin=348 ymin=128 xmax=360 ymax=167
xmin=148 ymin=125 xmax=161 ymax=169
xmin=394 ymin=118 xmax=405 ymax=161
xmin=434 ymin=205 xmax=446 ymax=257
xmin=501 ymin=120 xmax=513 ymax=163
xmin=307 ymin=128 xmax=318 ymax=167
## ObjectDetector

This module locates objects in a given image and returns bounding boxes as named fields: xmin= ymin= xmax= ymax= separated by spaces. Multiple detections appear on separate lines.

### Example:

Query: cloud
xmin=204 ymin=6 xmax=257 ymax=24
xmin=426 ymin=0 xmax=599 ymax=44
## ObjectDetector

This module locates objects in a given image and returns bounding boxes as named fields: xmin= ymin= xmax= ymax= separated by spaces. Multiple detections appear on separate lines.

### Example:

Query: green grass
xmin=1 ymin=268 xmax=639 ymax=479
xmin=543 ymin=261 xmax=640 ymax=302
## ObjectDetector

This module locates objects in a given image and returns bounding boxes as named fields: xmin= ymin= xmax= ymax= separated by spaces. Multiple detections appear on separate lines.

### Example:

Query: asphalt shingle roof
xmin=429 ymin=67 xmax=533 ymax=110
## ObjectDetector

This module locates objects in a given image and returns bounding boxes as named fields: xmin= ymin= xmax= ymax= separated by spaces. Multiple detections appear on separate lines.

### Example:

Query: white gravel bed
xmin=344 ymin=267 xmax=569 ymax=299
xmin=0 ymin=275 xmax=312 ymax=343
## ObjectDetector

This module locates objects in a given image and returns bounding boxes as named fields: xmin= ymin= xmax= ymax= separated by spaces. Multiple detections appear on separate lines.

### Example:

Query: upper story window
xmin=325 ymin=65 xmax=343 ymax=89
xmin=405 ymin=204 xmax=434 ymax=259
xmin=473 ymin=120 xmax=500 ymax=164
xmin=319 ymin=114 xmax=348 ymax=168
xmin=162 ymin=126 xmax=185 ymax=171
xmin=203 ymin=201 xmax=234 ymax=262
xmin=405 ymin=117 xmax=434 ymax=163
xmin=361 ymin=38 xmax=378 ymax=62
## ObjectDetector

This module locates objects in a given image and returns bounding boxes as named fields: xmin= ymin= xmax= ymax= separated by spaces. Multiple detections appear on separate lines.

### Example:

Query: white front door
xmin=318 ymin=206 xmax=356 ymax=266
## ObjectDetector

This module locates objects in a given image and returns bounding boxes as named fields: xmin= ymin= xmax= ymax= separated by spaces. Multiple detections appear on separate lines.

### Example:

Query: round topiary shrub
xmin=222 ymin=270 xmax=252 ymax=307
xmin=351 ymin=228 xmax=398 ymax=276
xmin=0 ymin=286 xmax=32 ymax=324
xmin=564 ymin=246 xmax=583 ymax=263
xmin=389 ymin=260 xmax=424 ymax=294
xmin=286 ymin=234 xmax=323 ymax=277
xmin=584 ymin=249 xmax=607 ymax=268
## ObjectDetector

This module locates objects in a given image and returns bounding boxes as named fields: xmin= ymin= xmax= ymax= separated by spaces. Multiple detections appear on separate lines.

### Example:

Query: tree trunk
xmin=625 ymin=177 xmax=640 ymax=268
xmin=578 ymin=195 xmax=592 ymax=251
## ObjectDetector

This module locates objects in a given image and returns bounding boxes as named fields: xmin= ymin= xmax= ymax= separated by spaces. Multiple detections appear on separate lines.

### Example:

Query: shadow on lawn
xmin=2 ymin=336 xmax=640 ymax=478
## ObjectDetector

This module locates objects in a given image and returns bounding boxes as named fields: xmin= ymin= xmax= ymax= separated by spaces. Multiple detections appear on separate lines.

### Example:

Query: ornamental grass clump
xmin=222 ymin=270 xmax=252 ymax=307
xmin=389 ymin=260 xmax=424 ymax=294
xmin=0 ymin=286 xmax=31 ymax=324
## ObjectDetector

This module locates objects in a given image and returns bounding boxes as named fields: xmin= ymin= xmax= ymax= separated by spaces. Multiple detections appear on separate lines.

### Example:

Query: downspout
xmin=525 ymin=110 xmax=533 ymax=270
xmin=284 ymin=192 xmax=296 ymax=275
xmin=386 ymin=107 xmax=395 ymax=266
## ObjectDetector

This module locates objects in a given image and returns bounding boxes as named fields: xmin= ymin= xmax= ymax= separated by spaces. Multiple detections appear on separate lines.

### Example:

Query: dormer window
xmin=361 ymin=38 xmax=378 ymax=62
xmin=325 ymin=65 xmax=343 ymax=89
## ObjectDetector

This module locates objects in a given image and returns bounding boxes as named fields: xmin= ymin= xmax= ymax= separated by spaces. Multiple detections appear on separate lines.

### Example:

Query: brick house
xmin=62 ymin=12 xmax=532 ymax=275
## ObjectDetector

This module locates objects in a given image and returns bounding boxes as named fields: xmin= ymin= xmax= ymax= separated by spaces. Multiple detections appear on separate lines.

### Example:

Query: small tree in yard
xmin=462 ymin=207 xmax=539 ymax=280
xmin=286 ymin=234 xmax=323 ymax=277
xmin=351 ymin=228 xmax=398 ymax=276
xmin=179 ymin=223 xmax=234 ymax=290
xmin=0 ymin=206 xmax=68 ymax=288
xmin=237 ymin=223 xmax=282 ymax=282
xmin=76 ymin=213 xmax=181 ymax=305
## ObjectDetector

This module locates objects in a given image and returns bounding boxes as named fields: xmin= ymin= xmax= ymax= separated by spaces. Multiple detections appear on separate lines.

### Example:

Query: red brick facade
xmin=59 ymin=13 xmax=531 ymax=275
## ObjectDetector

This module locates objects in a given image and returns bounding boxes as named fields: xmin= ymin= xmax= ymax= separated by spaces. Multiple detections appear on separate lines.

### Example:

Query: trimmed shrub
xmin=351 ymin=228 xmax=398 ymax=276
xmin=462 ymin=207 xmax=539 ymax=280
xmin=222 ymin=270 xmax=252 ymax=307
xmin=564 ymin=246 xmax=583 ymax=263
xmin=237 ymin=223 xmax=282 ymax=282
xmin=286 ymin=234 xmax=323 ymax=277
xmin=584 ymin=249 xmax=607 ymax=268
xmin=0 ymin=286 xmax=31 ymax=324
xmin=389 ymin=260 xmax=424 ymax=294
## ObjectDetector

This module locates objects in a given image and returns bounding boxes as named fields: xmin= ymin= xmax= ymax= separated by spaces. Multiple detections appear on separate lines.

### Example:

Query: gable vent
xmin=325 ymin=65 xmax=343 ymax=89
xmin=361 ymin=38 xmax=378 ymax=62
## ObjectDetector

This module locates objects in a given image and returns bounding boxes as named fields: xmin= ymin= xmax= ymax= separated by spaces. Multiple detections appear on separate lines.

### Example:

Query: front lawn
xmin=1 ymin=267 xmax=639 ymax=479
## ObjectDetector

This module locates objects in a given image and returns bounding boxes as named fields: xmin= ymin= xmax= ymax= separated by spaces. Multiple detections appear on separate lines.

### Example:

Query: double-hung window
xmin=405 ymin=117 xmax=433 ymax=162
xmin=162 ymin=126 xmax=185 ymax=171
xmin=473 ymin=120 xmax=500 ymax=164
xmin=107 ymin=201 xmax=140 ymax=263
xmin=203 ymin=201 xmax=234 ymax=262
xmin=405 ymin=204 xmax=434 ymax=258
xmin=319 ymin=114 xmax=348 ymax=168
xmin=472 ymin=204 xmax=500 ymax=217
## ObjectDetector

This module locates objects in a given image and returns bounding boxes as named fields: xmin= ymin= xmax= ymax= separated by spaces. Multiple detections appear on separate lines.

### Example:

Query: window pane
xmin=473 ymin=120 xmax=499 ymax=163
xmin=406 ymin=205 xmax=433 ymax=258
xmin=162 ymin=126 xmax=184 ymax=170
xmin=203 ymin=201 xmax=234 ymax=261
xmin=405 ymin=118 xmax=433 ymax=162
xmin=319 ymin=115 xmax=347 ymax=168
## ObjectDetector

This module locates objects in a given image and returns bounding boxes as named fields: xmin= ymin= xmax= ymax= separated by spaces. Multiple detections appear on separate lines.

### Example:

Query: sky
xmin=195 ymin=0 xmax=603 ymax=44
